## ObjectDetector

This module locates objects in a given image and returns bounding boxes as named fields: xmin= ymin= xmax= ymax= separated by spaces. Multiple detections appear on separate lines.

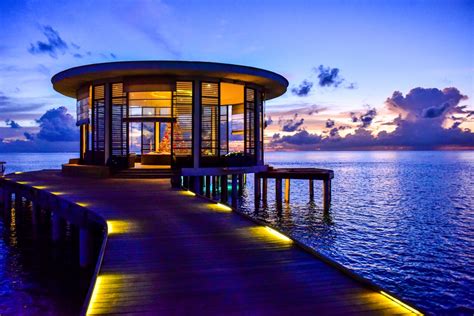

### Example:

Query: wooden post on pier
xmin=284 ymin=179 xmax=290 ymax=203
xmin=309 ymin=180 xmax=314 ymax=201
xmin=275 ymin=178 xmax=282 ymax=209
xmin=254 ymin=174 xmax=261 ymax=210
xmin=79 ymin=227 xmax=93 ymax=268
xmin=220 ymin=175 xmax=228 ymax=203
xmin=262 ymin=177 xmax=268 ymax=204
xmin=231 ymin=174 xmax=238 ymax=208
xmin=205 ymin=176 xmax=211 ymax=198
xmin=323 ymin=179 xmax=331 ymax=213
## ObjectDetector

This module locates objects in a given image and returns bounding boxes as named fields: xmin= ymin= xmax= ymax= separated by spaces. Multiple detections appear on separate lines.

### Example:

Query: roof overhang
xmin=51 ymin=61 xmax=288 ymax=100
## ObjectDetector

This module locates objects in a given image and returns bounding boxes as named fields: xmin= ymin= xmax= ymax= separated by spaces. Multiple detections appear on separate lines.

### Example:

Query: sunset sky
xmin=0 ymin=0 xmax=473 ymax=151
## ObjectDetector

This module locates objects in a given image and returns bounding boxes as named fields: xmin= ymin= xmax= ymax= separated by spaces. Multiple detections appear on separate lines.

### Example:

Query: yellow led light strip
xmin=380 ymin=291 xmax=423 ymax=315
xmin=265 ymin=226 xmax=292 ymax=243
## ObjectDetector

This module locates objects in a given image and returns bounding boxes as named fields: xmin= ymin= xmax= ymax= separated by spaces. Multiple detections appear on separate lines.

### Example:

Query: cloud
xmin=0 ymin=91 xmax=46 ymax=119
xmin=325 ymin=118 xmax=335 ymax=128
xmin=269 ymin=87 xmax=474 ymax=150
xmin=28 ymin=25 xmax=68 ymax=58
xmin=279 ymin=113 xmax=305 ymax=132
xmin=350 ymin=107 xmax=377 ymax=127
xmin=5 ymin=119 xmax=21 ymax=129
xmin=314 ymin=65 xmax=344 ymax=88
xmin=1 ymin=107 xmax=79 ymax=152
xmin=385 ymin=87 xmax=467 ymax=121
xmin=36 ymin=106 xmax=79 ymax=141
xmin=291 ymin=80 xmax=313 ymax=97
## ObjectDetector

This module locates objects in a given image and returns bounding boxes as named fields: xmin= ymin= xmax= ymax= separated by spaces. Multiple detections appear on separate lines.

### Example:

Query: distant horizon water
xmin=0 ymin=151 xmax=473 ymax=314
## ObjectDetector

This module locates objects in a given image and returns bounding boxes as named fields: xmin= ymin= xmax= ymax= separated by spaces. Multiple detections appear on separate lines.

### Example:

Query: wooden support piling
xmin=205 ymin=176 xmax=211 ymax=198
xmin=212 ymin=176 xmax=218 ymax=197
xmin=231 ymin=174 xmax=238 ymax=208
xmin=284 ymin=178 xmax=290 ymax=203
xmin=254 ymin=175 xmax=261 ymax=210
xmin=323 ymin=179 xmax=332 ymax=213
xmin=220 ymin=175 xmax=228 ymax=203
xmin=275 ymin=178 xmax=283 ymax=209
xmin=238 ymin=174 xmax=244 ymax=196
xmin=3 ymin=189 xmax=11 ymax=219
xmin=262 ymin=177 xmax=268 ymax=204
xmin=309 ymin=179 xmax=314 ymax=201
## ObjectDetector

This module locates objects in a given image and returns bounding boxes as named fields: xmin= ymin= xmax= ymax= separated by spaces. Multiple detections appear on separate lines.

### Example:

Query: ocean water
xmin=0 ymin=151 xmax=473 ymax=314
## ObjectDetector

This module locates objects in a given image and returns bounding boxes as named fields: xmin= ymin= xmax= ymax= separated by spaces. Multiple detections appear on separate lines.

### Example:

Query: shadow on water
xmin=0 ymin=197 xmax=99 ymax=315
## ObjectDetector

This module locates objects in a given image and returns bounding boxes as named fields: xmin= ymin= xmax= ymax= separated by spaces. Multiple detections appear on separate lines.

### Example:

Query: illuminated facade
xmin=52 ymin=61 xmax=288 ymax=169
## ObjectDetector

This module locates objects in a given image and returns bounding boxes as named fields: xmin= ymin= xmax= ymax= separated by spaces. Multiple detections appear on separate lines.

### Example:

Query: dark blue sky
xmin=0 ymin=0 xmax=473 ymax=149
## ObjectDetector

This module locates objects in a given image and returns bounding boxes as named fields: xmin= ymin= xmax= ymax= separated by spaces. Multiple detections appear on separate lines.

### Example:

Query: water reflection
xmin=239 ymin=151 xmax=474 ymax=314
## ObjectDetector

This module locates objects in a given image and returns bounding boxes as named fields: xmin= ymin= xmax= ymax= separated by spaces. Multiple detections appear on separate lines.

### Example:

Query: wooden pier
xmin=0 ymin=170 xmax=420 ymax=315
xmin=255 ymin=168 xmax=334 ymax=211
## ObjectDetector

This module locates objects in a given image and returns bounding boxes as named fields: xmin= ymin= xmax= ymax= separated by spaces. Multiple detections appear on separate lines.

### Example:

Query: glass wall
xmin=75 ymin=78 xmax=262 ymax=167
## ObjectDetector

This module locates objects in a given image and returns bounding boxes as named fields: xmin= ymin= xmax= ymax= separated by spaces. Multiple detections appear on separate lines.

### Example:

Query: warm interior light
xmin=264 ymin=226 xmax=293 ymax=242
xmin=14 ymin=171 xmax=23 ymax=174
xmin=17 ymin=181 xmax=30 ymax=184
xmin=76 ymin=202 xmax=89 ymax=207
xmin=216 ymin=203 xmax=232 ymax=212
xmin=380 ymin=291 xmax=422 ymax=315
xmin=220 ymin=82 xmax=244 ymax=105
xmin=51 ymin=191 xmax=65 ymax=195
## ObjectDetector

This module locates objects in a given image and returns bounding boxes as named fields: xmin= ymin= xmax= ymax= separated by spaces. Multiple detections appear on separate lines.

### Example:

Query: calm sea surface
xmin=1 ymin=151 xmax=473 ymax=315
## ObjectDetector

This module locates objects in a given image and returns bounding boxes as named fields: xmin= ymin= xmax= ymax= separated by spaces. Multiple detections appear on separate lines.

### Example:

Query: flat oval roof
xmin=51 ymin=61 xmax=288 ymax=100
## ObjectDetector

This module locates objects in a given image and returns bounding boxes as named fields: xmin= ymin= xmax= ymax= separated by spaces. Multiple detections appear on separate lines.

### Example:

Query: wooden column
xmin=254 ymin=174 xmax=261 ymax=210
xmin=323 ymin=179 xmax=332 ymax=213
xmin=284 ymin=178 xmax=290 ymax=203
xmin=220 ymin=175 xmax=228 ymax=203
xmin=275 ymin=178 xmax=282 ymax=209
xmin=262 ymin=177 xmax=268 ymax=204
xmin=309 ymin=179 xmax=314 ymax=201
xmin=14 ymin=192 xmax=22 ymax=212
xmin=231 ymin=174 xmax=238 ymax=208
xmin=205 ymin=176 xmax=211 ymax=198
xmin=199 ymin=176 xmax=205 ymax=195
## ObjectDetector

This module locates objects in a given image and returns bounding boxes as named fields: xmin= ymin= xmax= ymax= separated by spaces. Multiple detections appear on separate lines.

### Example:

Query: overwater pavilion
xmin=52 ymin=61 xmax=288 ymax=173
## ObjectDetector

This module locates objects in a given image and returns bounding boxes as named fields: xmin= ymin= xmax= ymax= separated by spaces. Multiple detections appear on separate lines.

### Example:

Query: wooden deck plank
xmin=2 ymin=170 xmax=418 ymax=315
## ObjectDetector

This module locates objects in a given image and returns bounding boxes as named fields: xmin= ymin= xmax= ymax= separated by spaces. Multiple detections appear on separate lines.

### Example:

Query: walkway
xmin=3 ymin=171 xmax=417 ymax=315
